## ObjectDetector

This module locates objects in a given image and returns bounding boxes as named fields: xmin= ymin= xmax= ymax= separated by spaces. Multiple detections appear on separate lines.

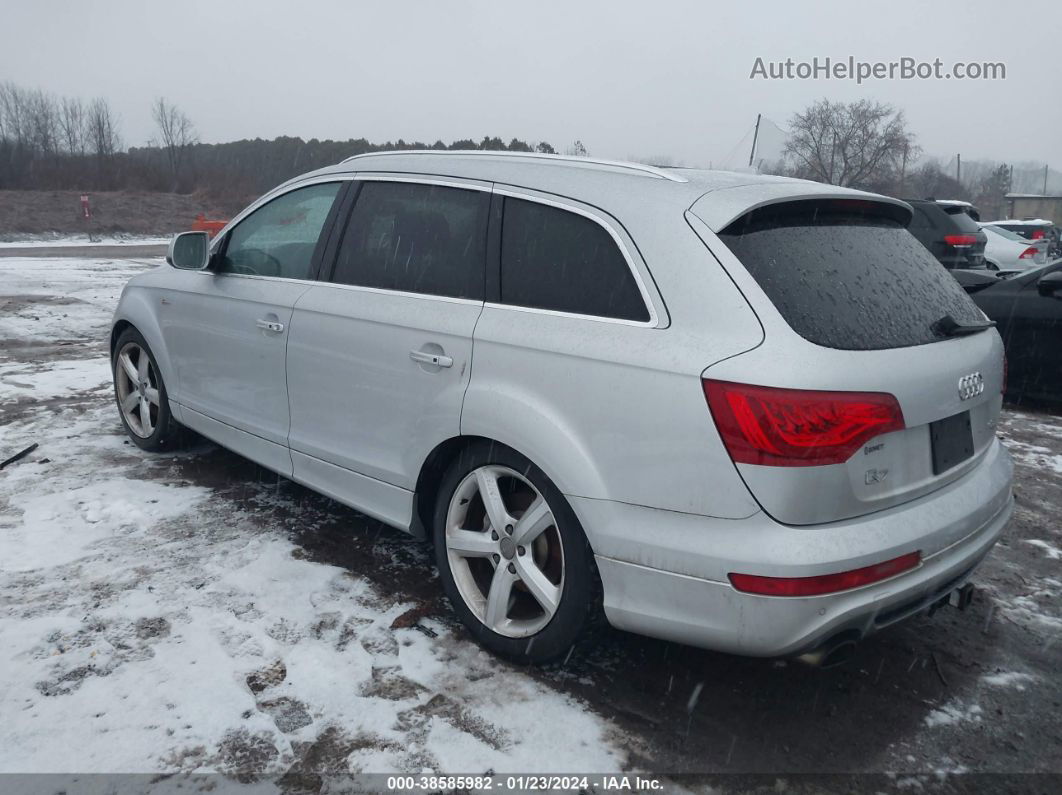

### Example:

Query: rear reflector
xmin=702 ymin=380 xmax=905 ymax=467
xmin=728 ymin=551 xmax=922 ymax=596
xmin=943 ymin=234 xmax=978 ymax=246
xmin=1019 ymin=247 xmax=1038 ymax=259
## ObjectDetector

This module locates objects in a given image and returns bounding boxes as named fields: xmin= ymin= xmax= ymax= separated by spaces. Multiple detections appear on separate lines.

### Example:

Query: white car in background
xmin=979 ymin=223 xmax=1047 ymax=270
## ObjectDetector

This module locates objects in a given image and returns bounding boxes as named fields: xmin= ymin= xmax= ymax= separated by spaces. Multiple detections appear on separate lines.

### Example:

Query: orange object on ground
xmin=191 ymin=213 xmax=228 ymax=238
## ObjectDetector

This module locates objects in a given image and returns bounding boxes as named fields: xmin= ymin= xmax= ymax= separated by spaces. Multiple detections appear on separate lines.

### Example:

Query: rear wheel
xmin=112 ymin=327 xmax=182 ymax=451
xmin=433 ymin=443 xmax=601 ymax=663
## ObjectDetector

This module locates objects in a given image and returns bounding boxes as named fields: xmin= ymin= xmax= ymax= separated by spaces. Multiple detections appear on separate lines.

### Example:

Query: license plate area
xmin=930 ymin=411 xmax=974 ymax=475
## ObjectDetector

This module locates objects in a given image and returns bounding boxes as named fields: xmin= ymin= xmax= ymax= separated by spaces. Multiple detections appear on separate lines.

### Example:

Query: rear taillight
xmin=1019 ymin=247 xmax=1037 ymax=260
xmin=943 ymin=234 xmax=978 ymax=246
xmin=1032 ymin=229 xmax=1045 ymax=239
xmin=702 ymin=380 xmax=906 ymax=467
xmin=728 ymin=551 xmax=922 ymax=596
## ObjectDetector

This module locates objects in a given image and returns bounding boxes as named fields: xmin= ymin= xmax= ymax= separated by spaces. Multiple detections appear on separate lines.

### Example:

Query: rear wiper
xmin=932 ymin=314 xmax=996 ymax=337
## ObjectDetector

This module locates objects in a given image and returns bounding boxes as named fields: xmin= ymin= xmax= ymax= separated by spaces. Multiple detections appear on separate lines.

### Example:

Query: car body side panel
xmin=110 ymin=268 xmax=182 ymax=408
xmin=156 ymin=271 xmax=312 ymax=447
xmin=286 ymin=284 xmax=481 ymax=492
xmin=465 ymin=197 xmax=764 ymax=518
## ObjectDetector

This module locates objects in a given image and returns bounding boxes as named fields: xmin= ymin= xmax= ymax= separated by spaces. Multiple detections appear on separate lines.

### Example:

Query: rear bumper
xmin=575 ymin=438 xmax=1013 ymax=656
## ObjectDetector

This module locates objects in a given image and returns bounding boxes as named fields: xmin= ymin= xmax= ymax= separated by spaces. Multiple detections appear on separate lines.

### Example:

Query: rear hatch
xmin=937 ymin=204 xmax=988 ymax=269
xmin=690 ymin=196 xmax=1005 ymax=526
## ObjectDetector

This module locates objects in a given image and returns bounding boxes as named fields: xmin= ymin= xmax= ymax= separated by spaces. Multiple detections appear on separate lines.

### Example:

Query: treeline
xmin=131 ymin=135 xmax=558 ymax=198
xmin=0 ymin=81 xmax=558 ymax=199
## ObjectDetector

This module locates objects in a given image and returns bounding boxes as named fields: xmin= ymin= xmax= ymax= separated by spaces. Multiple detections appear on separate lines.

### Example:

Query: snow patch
xmin=923 ymin=702 xmax=982 ymax=729
xmin=982 ymin=672 xmax=1036 ymax=690
xmin=1024 ymin=539 xmax=1062 ymax=560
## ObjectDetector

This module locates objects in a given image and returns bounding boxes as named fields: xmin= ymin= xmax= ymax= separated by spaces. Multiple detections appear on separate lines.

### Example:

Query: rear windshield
xmin=984 ymin=225 xmax=1026 ymax=242
xmin=718 ymin=200 xmax=986 ymax=350
xmin=939 ymin=205 xmax=982 ymax=233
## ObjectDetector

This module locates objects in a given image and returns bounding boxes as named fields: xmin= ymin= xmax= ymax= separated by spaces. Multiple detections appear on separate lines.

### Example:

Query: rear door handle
xmin=409 ymin=350 xmax=453 ymax=368
xmin=256 ymin=319 xmax=285 ymax=333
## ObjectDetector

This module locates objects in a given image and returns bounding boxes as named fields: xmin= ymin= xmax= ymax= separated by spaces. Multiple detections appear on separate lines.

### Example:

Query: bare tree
xmin=26 ymin=89 xmax=60 ymax=156
xmin=87 ymin=97 xmax=121 ymax=157
xmin=58 ymin=96 xmax=86 ymax=155
xmin=784 ymin=99 xmax=916 ymax=190
xmin=0 ymin=81 xmax=30 ymax=146
xmin=151 ymin=97 xmax=197 ymax=191
xmin=566 ymin=139 xmax=588 ymax=157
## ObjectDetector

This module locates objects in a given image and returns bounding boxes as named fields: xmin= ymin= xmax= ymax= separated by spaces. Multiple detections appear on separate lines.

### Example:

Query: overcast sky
xmin=2 ymin=0 xmax=1058 ymax=169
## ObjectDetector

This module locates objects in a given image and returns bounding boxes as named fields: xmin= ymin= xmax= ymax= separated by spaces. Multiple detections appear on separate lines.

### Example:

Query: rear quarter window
xmin=500 ymin=197 xmax=649 ymax=322
xmin=717 ymin=200 xmax=986 ymax=350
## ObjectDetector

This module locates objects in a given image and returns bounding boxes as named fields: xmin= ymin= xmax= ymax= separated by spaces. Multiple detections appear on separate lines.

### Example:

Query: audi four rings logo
xmin=958 ymin=372 xmax=984 ymax=401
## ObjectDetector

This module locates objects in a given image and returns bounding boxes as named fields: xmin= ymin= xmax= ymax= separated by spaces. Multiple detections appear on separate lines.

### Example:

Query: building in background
xmin=1005 ymin=194 xmax=1062 ymax=225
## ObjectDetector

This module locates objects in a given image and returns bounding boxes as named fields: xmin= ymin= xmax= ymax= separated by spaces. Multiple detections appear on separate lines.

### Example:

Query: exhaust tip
xmin=795 ymin=633 xmax=860 ymax=668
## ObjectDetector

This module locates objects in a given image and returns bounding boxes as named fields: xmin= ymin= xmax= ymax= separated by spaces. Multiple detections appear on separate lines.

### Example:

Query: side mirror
xmin=1037 ymin=270 xmax=1062 ymax=297
xmin=167 ymin=231 xmax=211 ymax=270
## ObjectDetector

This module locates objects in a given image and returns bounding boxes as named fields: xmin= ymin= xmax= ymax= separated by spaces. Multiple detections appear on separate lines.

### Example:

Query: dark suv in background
xmin=905 ymin=199 xmax=993 ymax=292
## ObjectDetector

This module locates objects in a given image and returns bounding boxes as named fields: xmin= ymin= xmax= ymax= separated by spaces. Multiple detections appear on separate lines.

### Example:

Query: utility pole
xmin=748 ymin=113 xmax=761 ymax=168
xmin=1043 ymin=163 xmax=1049 ymax=195
xmin=956 ymin=153 xmax=961 ymax=185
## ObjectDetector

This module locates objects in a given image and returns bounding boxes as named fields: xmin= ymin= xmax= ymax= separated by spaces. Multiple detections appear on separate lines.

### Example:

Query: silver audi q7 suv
xmin=111 ymin=151 xmax=1013 ymax=665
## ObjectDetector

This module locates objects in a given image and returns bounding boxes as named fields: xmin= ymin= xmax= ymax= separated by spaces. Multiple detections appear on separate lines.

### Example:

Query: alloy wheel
xmin=115 ymin=342 xmax=160 ymax=438
xmin=444 ymin=465 xmax=565 ymax=638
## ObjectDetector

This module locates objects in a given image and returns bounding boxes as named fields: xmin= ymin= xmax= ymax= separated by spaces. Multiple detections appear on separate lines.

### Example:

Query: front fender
xmin=111 ymin=284 xmax=180 ymax=415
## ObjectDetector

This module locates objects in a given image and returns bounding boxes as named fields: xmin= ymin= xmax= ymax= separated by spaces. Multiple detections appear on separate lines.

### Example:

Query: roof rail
xmin=338 ymin=149 xmax=689 ymax=183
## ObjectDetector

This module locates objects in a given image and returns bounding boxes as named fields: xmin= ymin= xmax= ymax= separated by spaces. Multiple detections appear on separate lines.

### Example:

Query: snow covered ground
xmin=1 ymin=254 xmax=1060 ymax=785
xmin=0 ymin=256 xmax=625 ymax=779
xmin=0 ymin=234 xmax=173 ymax=248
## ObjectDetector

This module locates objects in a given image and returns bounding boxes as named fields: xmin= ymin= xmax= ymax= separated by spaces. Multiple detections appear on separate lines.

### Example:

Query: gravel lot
xmin=1 ymin=253 xmax=1059 ymax=791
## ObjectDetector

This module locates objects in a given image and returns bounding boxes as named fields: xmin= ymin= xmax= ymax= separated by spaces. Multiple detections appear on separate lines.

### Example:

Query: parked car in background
xmin=110 ymin=153 xmax=1012 ymax=666
xmin=935 ymin=199 xmax=981 ymax=222
xmin=905 ymin=199 xmax=989 ymax=271
xmin=980 ymin=223 xmax=1046 ymax=270
xmin=973 ymin=259 xmax=1062 ymax=404
xmin=983 ymin=218 xmax=1061 ymax=259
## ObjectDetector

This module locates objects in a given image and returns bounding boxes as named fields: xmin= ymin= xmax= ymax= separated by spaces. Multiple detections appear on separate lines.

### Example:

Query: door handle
xmin=409 ymin=350 xmax=453 ymax=368
xmin=256 ymin=319 xmax=285 ymax=333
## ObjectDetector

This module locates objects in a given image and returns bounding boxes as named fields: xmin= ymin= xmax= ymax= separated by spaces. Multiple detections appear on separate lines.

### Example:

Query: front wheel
xmin=112 ymin=327 xmax=182 ymax=451
xmin=433 ymin=442 xmax=601 ymax=664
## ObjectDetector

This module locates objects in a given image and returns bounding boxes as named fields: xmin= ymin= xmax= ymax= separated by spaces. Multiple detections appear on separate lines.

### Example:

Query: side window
xmin=908 ymin=206 xmax=933 ymax=232
xmin=500 ymin=197 xmax=650 ymax=322
xmin=331 ymin=181 xmax=487 ymax=299
xmin=219 ymin=182 xmax=342 ymax=279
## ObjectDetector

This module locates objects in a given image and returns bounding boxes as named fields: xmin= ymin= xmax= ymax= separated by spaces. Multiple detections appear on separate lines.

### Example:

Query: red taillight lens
xmin=728 ymin=551 xmax=922 ymax=596
xmin=702 ymin=380 xmax=906 ymax=467
xmin=1019 ymin=247 xmax=1037 ymax=259
xmin=943 ymin=234 xmax=978 ymax=246
xmin=1031 ymin=229 xmax=1045 ymax=239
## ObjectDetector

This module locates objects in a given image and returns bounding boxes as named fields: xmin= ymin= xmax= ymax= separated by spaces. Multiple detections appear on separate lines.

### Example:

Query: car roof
xmin=983 ymin=218 xmax=1055 ymax=226
xmin=287 ymin=150 xmax=911 ymax=231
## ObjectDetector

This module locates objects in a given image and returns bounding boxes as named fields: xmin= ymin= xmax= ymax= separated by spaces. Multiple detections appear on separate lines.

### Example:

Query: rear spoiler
xmin=689 ymin=182 xmax=913 ymax=232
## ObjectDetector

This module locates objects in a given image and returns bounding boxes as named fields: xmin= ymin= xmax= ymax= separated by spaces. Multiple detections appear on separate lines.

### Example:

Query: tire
xmin=112 ymin=327 xmax=182 ymax=451
xmin=432 ymin=441 xmax=602 ymax=664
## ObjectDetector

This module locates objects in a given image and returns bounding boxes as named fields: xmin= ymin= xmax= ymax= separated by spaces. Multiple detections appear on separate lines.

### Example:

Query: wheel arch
xmin=110 ymin=289 xmax=180 ymax=405
xmin=412 ymin=429 xmax=604 ymax=550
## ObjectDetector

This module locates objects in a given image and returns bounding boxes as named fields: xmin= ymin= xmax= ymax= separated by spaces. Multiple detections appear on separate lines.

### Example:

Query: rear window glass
xmin=718 ymin=201 xmax=986 ymax=350
xmin=940 ymin=205 xmax=982 ymax=233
